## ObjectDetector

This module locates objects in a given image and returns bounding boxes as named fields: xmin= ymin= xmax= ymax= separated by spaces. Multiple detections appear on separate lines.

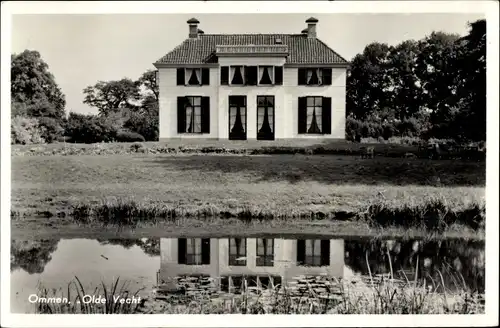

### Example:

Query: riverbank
xmin=11 ymin=154 xmax=485 ymax=235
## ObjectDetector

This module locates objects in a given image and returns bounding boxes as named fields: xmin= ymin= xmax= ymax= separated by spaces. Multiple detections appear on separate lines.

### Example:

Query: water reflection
xmin=10 ymin=236 xmax=485 ymax=313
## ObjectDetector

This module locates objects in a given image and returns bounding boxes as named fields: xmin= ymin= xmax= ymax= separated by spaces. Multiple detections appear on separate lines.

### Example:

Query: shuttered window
xmin=178 ymin=238 xmax=211 ymax=265
xmin=296 ymin=239 xmax=330 ymax=266
xmin=176 ymin=68 xmax=210 ymax=85
xmin=177 ymin=96 xmax=210 ymax=134
xmin=298 ymin=68 xmax=332 ymax=86
xmin=297 ymin=96 xmax=332 ymax=135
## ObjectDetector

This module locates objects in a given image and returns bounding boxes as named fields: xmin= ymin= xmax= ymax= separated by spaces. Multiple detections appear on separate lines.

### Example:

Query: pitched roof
xmin=154 ymin=34 xmax=349 ymax=65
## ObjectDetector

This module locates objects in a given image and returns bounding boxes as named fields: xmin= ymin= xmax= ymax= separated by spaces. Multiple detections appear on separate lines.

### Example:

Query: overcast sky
xmin=12 ymin=13 xmax=484 ymax=115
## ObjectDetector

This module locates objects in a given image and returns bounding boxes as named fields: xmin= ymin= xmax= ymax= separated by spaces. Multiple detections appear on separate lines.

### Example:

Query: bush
xmin=116 ymin=130 xmax=146 ymax=142
xmin=123 ymin=112 xmax=158 ymax=141
xmin=65 ymin=113 xmax=118 ymax=144
xmin=11 ymin=116 xmax=46 ymax=144
xmin=37 ymin=117 xmax=64 ymax=143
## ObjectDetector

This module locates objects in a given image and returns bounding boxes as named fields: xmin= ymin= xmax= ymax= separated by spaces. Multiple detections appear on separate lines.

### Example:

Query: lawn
xmin=11 ymin=153 xmax=485 ymax=235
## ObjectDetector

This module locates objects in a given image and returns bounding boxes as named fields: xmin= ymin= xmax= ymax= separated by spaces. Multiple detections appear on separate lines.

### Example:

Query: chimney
xmin=305 ymin=17 xmax=318 ymax=38
xmin=187 ymin=18 xmax=200 ymax=39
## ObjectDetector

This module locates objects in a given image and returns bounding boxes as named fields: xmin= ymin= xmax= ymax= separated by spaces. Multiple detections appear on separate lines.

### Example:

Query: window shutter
xmin=177 ymin=97 xmax=186 ymax=133
xmin=297 ymin=239 xmax=305 ymax=265
xmin=275 ymin=66 xmax=283 ymax=85
xmin=176 ymin=68 xmax=185 ymax=85
xmin=178 ymin=238 xmax=187 ymax=264
xmin=322 ymin=97 xmax=332 ymax=134
xmin=201 ymin=97 xmax=210 ymax=133
xmin=298 ymin=68 xmax=307 ymax=85
xmin=201 ymin=238 xmax=211 ymax=264
xmin=322 ymin=68 xmax=332 ymax=85
xmin=298 ymin=97 xmax=307 ymax=134
xmin=221 ymin=66 xmax=229 ymax=85
xmin=201 ymin=68 xmax=210 ymax=85
xmin=320 ymin=240 xmax=330 ymax=266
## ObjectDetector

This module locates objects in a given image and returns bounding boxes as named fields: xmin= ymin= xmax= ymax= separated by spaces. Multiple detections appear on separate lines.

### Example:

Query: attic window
xmin=275 ymin=38 xmax=282 ymax=44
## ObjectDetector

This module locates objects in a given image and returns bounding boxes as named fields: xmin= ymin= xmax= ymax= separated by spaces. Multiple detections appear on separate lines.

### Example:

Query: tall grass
xmin=34 ymin=263 xmax=484 ymax=314
xmin=35 ymin=276 xmax=145 ymax=314
xmin=68 ymin=197 xmax=485 ymax=233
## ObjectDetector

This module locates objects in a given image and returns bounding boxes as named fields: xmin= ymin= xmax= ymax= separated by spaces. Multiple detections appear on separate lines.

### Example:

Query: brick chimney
xmin=305 ymin=17 xmax=318 ymax=38
xmin=187 ymin=18 xmax=200 ymax=39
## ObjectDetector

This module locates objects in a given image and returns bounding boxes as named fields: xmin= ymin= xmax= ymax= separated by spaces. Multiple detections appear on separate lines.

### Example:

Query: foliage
xmin=137 ymin=70 xmax=159 ymax=101
xmin=116 ymin=130 xmax=146 ymax=142
xmin=83 ymin=78 xmax=141 ymax=116
xmin=11 ymin=50 xmax=66 ymax=121
xmin=11 ymin=116 xmax=46 ymax=144
xmin=346 ymin=19 xmax=485 ymax=142
xmin=37 ymin=117 xmax=64 ymax=143
xmin=65 ymin=112 xmax=118 ymax=143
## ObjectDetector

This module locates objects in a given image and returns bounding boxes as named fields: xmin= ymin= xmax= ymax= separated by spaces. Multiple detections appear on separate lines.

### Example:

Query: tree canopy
xmin=11 ymin=50 xmax=66 ymax=121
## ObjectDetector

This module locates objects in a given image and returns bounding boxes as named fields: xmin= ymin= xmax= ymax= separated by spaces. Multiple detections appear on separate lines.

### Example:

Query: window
xmin=231 ymin=66 xmax=245 ymax=85
xmin=259 ymin=66 xmax=273 ymax=85
xmin=176 ymin=68 xmax=210 ymax=86
xmin=296 ymin=239 xmax=330 ymax=267
xmin=297 ymin=96 xmax=331 ymax=135
xmin=229 ymin=96 xmax=247 ymax=140
xmin=178 ymin=238 xmax=210 ymax=265
xmin=298 ymin=68 xmax=332 ymax=86
xmin=256 ymin=96 xmax=274 ymax=140
xmin=229 ymin=238 xmax=247 ymax=266
xmin=220 ymin=66 xmax=283 ymax=86
xmin=256 ymin=238 xmax=274 ymax=267
xmin=177 ymin=96 xmax=210 ymax=134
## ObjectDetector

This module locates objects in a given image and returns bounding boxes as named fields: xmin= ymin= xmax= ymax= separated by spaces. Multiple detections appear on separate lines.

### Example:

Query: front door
xmin=229 ymin=96 xmax=247 ymax=140
xmin=257 ymin=96 xmax=275 ymax=140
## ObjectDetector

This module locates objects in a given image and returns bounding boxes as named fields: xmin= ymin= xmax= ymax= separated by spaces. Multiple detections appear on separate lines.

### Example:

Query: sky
xmin=12 ymin=13 xmax=485 ymax=115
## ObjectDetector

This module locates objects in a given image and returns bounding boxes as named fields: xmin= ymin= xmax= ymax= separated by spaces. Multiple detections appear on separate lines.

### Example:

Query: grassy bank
xmin=11 ymin=154 xmax=485 ymax=233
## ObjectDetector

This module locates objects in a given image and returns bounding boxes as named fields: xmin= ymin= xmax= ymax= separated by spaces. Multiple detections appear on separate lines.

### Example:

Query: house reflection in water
xmin=158 ymin=237 xmax=344 ymax=293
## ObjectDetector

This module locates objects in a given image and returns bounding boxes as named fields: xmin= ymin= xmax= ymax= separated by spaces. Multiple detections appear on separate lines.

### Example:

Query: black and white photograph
xmin=1 ymin=1 xmax=498 ymax=327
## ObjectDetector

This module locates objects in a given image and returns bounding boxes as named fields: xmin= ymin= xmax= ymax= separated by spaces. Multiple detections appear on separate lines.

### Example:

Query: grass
xmin=33 ymin=260 xmax=484 ymax=314
xmin=35 ymin=276 xmax=145 ymax=314
xmin=11 ymin=154 xmax=485 ymax=234
xmin=11 ymin=138 xmax=486 ymax=160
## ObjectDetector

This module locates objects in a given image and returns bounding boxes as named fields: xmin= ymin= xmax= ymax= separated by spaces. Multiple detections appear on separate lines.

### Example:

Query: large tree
xmin=453 ymin=19 xmax=486 ymax=141
xmin=346 ymin=42 xmax=393 ymax=120
xmin=83 ymin=78 xmax=141 ymax=116
xmin=11 ymin=50 xmax=66 ymax=121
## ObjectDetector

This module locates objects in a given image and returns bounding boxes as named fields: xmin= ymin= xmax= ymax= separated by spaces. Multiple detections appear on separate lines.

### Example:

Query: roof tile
xmin=155 ymin=34 xmax=348 ymax=65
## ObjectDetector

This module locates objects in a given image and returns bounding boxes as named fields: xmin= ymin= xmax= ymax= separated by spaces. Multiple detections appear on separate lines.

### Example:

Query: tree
xmin=11 ymin=240 xmax=60 ymax=274
xmin=346 ymin=42 xmax=393 ymax=120
xmin=11 ymin=50 xmax=66 ymax=121
xmin=453 ymin=19 xmax=486 ymax=141
xmin=83 ymin=78 xmax=141 ymax=116
xmin=387 ymin=40 xmax=425 ymax=120
xmin=137 ymin=70 xmax=159 ymax=101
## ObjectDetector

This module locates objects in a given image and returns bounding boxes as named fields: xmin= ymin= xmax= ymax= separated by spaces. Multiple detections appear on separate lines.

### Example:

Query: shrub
xmin=11 ymin=116 xmax=46 ymax=144
xmin=123 ymin=112 xmax=159 ymax=141
xmin=65 ymin=112 xmax=118 ymax=144
xmin=116 ymin=130 xmax=146 ymax=142
xmin=37 ymin=117 xmax=64 ymax=143
xmin=382 ymin=123 xmax=397 ymax=140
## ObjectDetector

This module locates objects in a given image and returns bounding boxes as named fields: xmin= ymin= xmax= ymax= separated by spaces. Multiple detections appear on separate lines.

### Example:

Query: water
xmin=10 ymin=236 xmax=485 ymax=313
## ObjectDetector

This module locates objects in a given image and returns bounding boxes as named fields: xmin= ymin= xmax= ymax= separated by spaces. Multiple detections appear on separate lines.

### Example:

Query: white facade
xmin=158 ymin=237 xmax=345 ymax=290
xmin=157 ymin=61 xmax=347 ymax=141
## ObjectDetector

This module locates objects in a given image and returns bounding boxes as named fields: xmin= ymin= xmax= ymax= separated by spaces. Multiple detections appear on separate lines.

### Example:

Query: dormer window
xmin=176 ymin=68 xmax=210 ymax=86
xmin=298 ymin=68 xmax=332 ymax=86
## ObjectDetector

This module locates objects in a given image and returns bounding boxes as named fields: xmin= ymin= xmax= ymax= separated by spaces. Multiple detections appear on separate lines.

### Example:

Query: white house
xmin=157 ymin=237 xmax=345 ymax=291
xmin=153 ymin=17 xmax=349 ymax=141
